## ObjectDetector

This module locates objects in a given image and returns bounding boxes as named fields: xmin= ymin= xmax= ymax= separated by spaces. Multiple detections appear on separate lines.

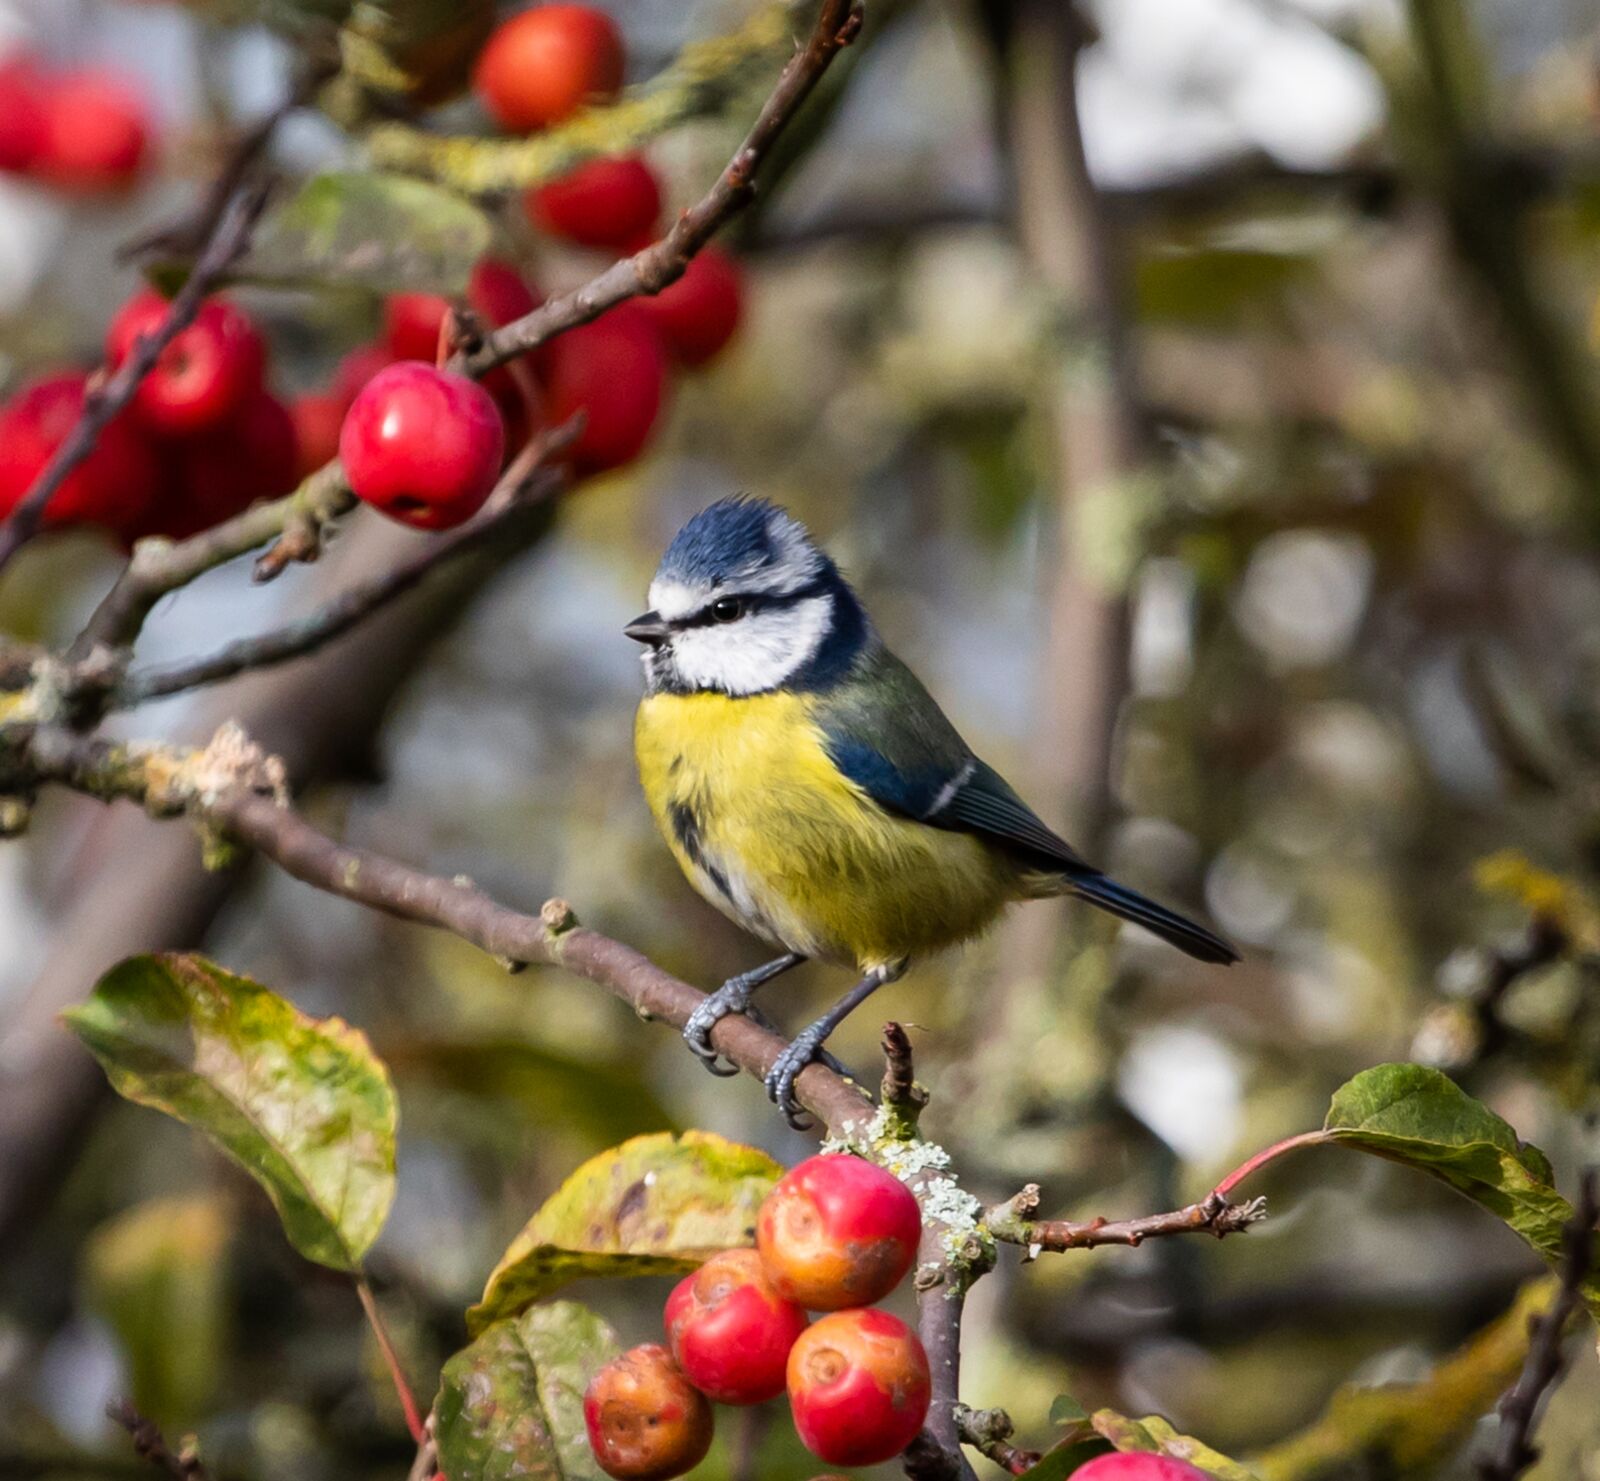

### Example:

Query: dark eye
xmin=710 ymin=597 xmax=744 ymax=623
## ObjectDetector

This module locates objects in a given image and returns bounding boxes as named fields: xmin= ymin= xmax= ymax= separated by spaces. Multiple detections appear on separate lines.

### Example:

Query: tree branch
xmin=0 ymin=180 xmax=273 ymax=576
xmin=10 ymin=723 xmax=876 ymax=1137
xmin=459 ymin=0 xmax=863 ymax=380
xmin=114 ymin=429 xmax=575 ymax=707
xmin=1477 ymin=1169 xmax=1598 ymax=1481
xmin=987 ymin=1183 xmax=1267 ymax=1253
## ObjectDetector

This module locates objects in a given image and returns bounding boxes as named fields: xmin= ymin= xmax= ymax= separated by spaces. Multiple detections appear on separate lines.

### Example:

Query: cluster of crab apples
xmin=0 ymin=242 xmax=740 ymax=542
xmin=0 ymin=3 xmax=744 ymax=546
xmin=584 ymin=1154 xmax=931 ymax=1477
xmin=0 ymin=290 xmax=299 ymax=543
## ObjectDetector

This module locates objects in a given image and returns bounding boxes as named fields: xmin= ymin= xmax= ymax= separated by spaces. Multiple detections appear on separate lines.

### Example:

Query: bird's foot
xmin=765 ymin=1025 xmax=833 ymax=1130
xmin=683 ymin=975 xmax=761 ymax=1076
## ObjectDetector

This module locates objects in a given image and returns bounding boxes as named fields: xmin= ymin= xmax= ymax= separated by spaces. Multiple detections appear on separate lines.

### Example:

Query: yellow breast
xmin=634 ymin=690 xmax=1016 ymax=969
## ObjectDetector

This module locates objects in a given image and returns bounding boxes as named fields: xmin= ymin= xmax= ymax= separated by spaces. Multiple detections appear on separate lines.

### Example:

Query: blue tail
xmin=1068 ymin=871 xmax=1239 ymax=965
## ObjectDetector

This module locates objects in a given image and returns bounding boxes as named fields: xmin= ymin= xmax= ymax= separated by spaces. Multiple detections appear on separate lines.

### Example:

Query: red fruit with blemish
xmin=541 ymin=302 xmax=668 ymax=474
xmin=0 ymin=371 xmax=160 ymax=535
xmin=583 ymin=1344 xmax=713 ymax=1481
xmin=757 ymin=1155 xmax=921 ymax=1311
xmin=639 ymin=247 xmax=745 ymax=368
xmin=664 ymin=1247 xmax=808 ymax=1405
xmin=106 ymin=290 xmax=266 ymax=436
xmin=34 ymin=67 xmax=151 ymax=192
xmin=786 ymin=1309 xmax=931 ymax=1467
xmin=1067 ymin=1457 xmax=1213 ymax=1480
xmin=339 ymin=362 xmax=504 ymax=530
xmin=474 ymin=4 xmax=625 ymax=133
xmin=0 ymin=58 xmax=47 ymax=173
xmin=527 ymin=155 xmax=661 ymax=250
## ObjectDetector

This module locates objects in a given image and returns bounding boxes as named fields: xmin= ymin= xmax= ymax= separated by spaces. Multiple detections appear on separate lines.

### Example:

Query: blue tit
xmin=627 ymin=497 xmax=1237 ymax=1124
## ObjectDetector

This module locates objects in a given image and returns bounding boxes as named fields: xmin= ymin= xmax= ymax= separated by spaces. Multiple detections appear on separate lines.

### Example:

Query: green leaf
xmin=468 ymin=1131 xmax=783 ymax=1335
xmin=1048 ymin=1394 xmax=1090 ymax=1426
xmin=237 ymin=171 xmax=492 ymax=294
xmin=1091 ymin=1412 xmax=1263 ymax=1481
xmin=1323 ymin=1063 xmax=1600 ymax=1317
xmin=64 ymin=953 xmax=397 ymax=1272
xmin=1135 ymin=246 xmax=1317 ymax=328
xmin=435 ymin=1301 xmax=618 ymax=1481
xmin=83 ymin=1194 xmax=233 ymax=1430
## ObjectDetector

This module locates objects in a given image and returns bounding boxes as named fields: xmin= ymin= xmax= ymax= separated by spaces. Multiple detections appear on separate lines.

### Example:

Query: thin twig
xmin=954 ymin=1406 xmax=1042 ymax=1477
xmin=67 ymin=464 xmax=350 ymax=662
xmin=460 ymin=0 xmax=863 ymax=379
xmin=988 ymin=1184 xmax=1267 ymax=1253
xmin=1477 ymin=1169 xmax=1598 ymax=1480
xmin=356 ymin=1271 xmax=428 ymax=1447
xmin=107 ymin=1398 xmax=211 ymax=1481
xmin=115 ymin=429 xmax=576 ymax=706
xmin=0 ymin=181 xmax=273 ymax=575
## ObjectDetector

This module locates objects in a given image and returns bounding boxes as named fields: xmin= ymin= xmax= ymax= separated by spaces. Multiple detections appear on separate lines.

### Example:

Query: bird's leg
xmin=683 ymin=952 xmax=807 ymax=1076
xmin=766 ymin=962 xmax=904 ymax=1128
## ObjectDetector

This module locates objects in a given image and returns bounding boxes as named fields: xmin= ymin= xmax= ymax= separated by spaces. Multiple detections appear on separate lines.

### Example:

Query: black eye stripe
xmin=672 ymin=577 xmax=831 ymax=630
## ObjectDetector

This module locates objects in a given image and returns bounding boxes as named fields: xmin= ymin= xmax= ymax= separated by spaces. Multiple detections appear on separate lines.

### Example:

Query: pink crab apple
xmin=786 ymin=1308 xmax=931 ymax=1467
xmin=1068 ymin=1456 xmax=1213 ymax=1480
xmin=663 ymin=1247 xmax=808 ymax=1405
xmin=757 ymin=1154 xmax=921 ymax=1311
xmin=339 ymin=363 xmax=504 ymax=530
xmin=583 ymin=1344 xmax=713 ymax=1481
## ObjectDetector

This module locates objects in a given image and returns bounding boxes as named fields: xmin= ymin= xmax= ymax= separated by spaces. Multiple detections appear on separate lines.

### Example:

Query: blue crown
xmin=657 ymin=497 xmax=818 ymax=588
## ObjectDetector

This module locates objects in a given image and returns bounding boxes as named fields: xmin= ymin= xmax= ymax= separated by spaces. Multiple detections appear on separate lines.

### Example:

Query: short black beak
xmin=624 ymin=611 xmax=671 ymax=645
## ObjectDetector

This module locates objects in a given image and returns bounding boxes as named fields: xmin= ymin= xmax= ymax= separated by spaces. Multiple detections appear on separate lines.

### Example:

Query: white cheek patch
xmin=670 ymin=596 xmax=832 ymax=695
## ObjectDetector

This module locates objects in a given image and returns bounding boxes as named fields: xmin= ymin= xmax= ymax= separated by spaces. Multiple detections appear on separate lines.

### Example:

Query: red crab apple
xmin=105 ymin=290 xmax=266 ymax=436
xmin=541 ymin=303 xmax=668 ymax=475
xmin=0 ymin=371 xmax=160 ymax=537
xmin=34 ymin=67 xmax=152 ymax=192
xmin=756 ymin=1154 xmax=921 ymax=1311
xmin=664 ymin=1247 xmax=808 ymax=1405
xmin=0 ymin=57 xmax=47 ymax=173
xmin=290 ymin=392 xmax=345 ymax=480
xmin=474 ymin=4 xmax=624 ymax=133
xmin=526 ymin=155 xmax=661 ymax=250
xmin=339 ymin=363 xmax=504 ymax=530
xmin=149 ymin=390 xmax=299 ymax=541
xmin=639 ymin=247 xmax=745 ymax=368
xmin=786 ymin=1308 xmax=931 ymax=1467
xmin=1068 ymin=1457 xmax=1213 ymax=1480
xmin=583 ymin=1344 xmax=713 ymax=1481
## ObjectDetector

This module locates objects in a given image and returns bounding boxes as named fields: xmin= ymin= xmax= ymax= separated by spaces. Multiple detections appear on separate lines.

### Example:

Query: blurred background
xmin=3 ymin=0 xmax=1600 ymax=1476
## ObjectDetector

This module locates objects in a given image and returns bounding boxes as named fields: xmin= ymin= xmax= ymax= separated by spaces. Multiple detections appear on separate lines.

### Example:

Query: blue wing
xmin=817 ymin=647 xmax=1238 ymax=965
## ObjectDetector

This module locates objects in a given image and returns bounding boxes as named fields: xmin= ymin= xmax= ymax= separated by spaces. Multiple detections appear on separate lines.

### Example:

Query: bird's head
xmin=627 ymin=498 xmax=870 ymax=695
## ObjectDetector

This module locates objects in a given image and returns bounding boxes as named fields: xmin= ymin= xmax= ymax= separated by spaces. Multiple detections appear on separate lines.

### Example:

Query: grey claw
xmin=682 ymin=999 xmax=737 ymax=1076
xmin=765 ymin=1037 xmax=820 ymax=1129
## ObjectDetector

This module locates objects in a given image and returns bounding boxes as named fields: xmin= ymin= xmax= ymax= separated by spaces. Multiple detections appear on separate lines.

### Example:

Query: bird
xmin=626 ymin=497 xmax=1237 ymax=1125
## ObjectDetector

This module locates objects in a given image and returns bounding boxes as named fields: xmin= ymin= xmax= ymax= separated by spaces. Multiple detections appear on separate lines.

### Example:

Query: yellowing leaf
xmin=1474 ymin=850 xmax=1600 ymax=945
xmin=65 ymin=954 xmax=397 ymax=1272
xmin=435 ymin=1301 xmax=618 ymax=1481
xmin=1091 ymin=1412 xmax=1263 ymax=1480
xmin=468 ymin=1131 xmax=782 ymax=1335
